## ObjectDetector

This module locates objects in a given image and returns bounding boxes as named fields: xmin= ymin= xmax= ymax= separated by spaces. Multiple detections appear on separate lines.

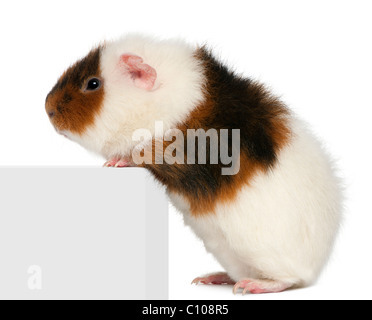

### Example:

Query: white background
xmin=1 ymin=0 xmax=371 ymax=299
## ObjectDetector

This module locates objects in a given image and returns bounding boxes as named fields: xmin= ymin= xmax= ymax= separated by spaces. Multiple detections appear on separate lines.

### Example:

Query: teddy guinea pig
xmin=45 ymin=34 xmax=342 ymax=294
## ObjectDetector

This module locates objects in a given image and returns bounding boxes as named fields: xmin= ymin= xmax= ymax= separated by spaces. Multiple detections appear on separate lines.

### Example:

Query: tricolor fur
xmin=46 ymin=34 xmax=342 ymax=292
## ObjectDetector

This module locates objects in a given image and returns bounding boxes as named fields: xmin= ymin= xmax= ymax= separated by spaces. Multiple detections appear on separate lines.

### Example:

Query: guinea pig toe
xmin=233 ymin=279 xmax=292 ymax=295
xmin=103 ymin=157 xmax=133 ymax=168
xmin=114 ymin=158 xmax=132 ymax=168
xmin=103 ymin=158 xmax=120 ymax=167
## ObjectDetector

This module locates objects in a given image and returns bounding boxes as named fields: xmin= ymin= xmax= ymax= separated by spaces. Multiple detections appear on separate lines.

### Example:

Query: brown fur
xmin=45 ymin=47 xmax=104 ymax=135
xmin=143 ymin=47 xmax=291 ymax=216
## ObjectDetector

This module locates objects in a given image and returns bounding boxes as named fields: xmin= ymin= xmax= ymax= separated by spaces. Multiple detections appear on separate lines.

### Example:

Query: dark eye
xmin=85 ymin=78 xmax=101 ymax=91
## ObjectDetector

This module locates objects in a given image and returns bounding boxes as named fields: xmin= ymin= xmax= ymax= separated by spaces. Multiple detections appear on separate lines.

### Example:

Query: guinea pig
xmin=45 ymin=34 xmax=342 ymax=294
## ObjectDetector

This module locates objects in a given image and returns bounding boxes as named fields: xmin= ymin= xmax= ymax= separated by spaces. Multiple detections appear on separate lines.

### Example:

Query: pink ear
xmin=119 ymin=54 xmax=157 ymax=91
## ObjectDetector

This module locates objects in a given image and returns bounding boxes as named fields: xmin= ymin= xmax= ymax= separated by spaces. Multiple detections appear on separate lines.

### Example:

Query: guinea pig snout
xmin=45 ymin=92 xmax=71 ymax=120
xmin=45 ymin=99 xmax=56 ymax=119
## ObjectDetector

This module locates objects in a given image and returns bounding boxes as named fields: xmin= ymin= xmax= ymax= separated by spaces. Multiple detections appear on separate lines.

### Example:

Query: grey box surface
xmin=0 ymin=167 xmax=168 ymax=300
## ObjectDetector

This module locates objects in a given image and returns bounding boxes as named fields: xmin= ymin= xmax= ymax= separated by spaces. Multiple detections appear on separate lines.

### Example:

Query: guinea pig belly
xmin=170 ymin=116 xmax=341 ymax=286
xmin=211 ymin=117 xmax=342 ymax=285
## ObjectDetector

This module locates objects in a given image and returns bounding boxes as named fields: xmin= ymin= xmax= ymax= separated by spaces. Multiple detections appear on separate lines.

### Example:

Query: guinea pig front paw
xmin=103 ymin=157 xmax=132 ymax=168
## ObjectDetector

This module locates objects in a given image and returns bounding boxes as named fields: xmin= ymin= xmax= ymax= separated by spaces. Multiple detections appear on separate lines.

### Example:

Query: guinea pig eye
xmin=85 ymin=78 xmax=101 ymax=91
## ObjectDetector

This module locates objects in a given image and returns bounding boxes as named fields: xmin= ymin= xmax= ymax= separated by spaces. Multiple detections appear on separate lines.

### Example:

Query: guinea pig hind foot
xmin=233 ymin=278 xmax=293 ymax=295
xmin=191 ymin=272 xmax=235 ymax=285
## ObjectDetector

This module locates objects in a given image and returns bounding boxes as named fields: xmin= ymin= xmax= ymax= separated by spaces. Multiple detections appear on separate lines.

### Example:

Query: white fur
xmin=70 ymin=34 xmax=205 ymax=158
xmin=169 ymin=116 xmax=342 ymax=286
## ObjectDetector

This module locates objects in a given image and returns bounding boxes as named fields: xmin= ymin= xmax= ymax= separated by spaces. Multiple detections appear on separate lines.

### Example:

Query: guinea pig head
xmin=45 ymin=45 xmax=158 ymax=156
xmin=45 ymin=48 xmax=104 ymax=136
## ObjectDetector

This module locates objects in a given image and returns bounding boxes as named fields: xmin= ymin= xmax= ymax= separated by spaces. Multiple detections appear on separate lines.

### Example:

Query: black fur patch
xmin=198 ymin=48 xmax=282 ymax=166
xmin=147 ymin=48 xmax=288 ymax=214
xmin=145 ymin=47 xmax=290 ymax=214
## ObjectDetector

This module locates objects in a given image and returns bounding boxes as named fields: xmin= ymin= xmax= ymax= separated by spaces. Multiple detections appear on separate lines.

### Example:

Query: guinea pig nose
xmin=45 ymin=98 xmax=56 ymax=119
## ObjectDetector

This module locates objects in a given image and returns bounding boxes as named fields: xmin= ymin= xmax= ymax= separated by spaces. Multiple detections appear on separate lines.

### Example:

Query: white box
xmin=0 ymin=167 xmax=168 ymax=300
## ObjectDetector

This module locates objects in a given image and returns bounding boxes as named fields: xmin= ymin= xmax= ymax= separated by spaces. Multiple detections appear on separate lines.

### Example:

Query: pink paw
xmin=192 ymin=272 xmax=235 ymax=285
xmin=103 ymin=157 xmax=132 ymax=168
xmin=233 ymin=279 xmax=292 ymax=295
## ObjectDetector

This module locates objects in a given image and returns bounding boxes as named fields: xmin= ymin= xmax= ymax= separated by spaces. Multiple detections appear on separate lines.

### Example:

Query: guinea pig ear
xmin=119 ymin=54 xmax=157 ymax=91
